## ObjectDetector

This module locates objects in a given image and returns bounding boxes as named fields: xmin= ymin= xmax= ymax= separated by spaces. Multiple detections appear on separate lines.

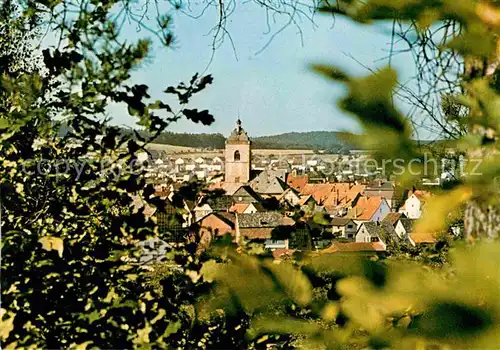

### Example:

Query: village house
xmin=229 ymin=202 xmax=266 ymax=214
xmin=330 ymin=218 xmax=357 ymax=240
xmin=193 ymin=203 xmax=213 ymax=222
xmin=355 ymin=221 xmax=399 ymax=247
xmin=249 ymin=169 xmax=289 ymax=197
xmin=192 ymin=193 xmax=233 ymax=221
xmin=194 ymin=212 xmax=236 ymax=249
xmin=300 ymin=183 xmax=365 ymax=216
xmin=399 ymin=190 xmax=431 ymax=219
xmin=236 ymin=212 xmax=295 ymax=250
xmin=394 ymin=217 xmax=416 ymax=239
xmin=346 ymin=196 xmax=391 ymax=224
xmin=363 ymin=181 xmax=400 ymax=210
xmin=408 ymin=231 xmax=439 ymax=246
xmin=231 ymin=185 xmax=263 ymax=204
xmin=382 ymin=212 xmax=406 ymax=228
xmin=278 ymin=187 xmax=302 ymax=207
xmin=286 ymin=174 xmax=309 ymax=192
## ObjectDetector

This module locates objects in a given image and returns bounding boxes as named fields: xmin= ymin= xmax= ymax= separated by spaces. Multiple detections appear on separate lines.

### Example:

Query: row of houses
xmin=136 ymin=176 xmax=439 ymax=262
xmin=141 ymin=151 xmax=458 ymax=186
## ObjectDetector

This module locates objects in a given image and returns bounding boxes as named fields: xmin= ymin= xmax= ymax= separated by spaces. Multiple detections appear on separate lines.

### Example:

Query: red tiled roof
xmin=240 ymin=227 xmax=274 ymax=239
xmin=229 ymin=203 xmax=250 ymax=214
xmin=272 ymin=249 xmax=295 ymax=260
xmin=382 ymin=212 xmax=404 ymax=226
xmin=301 ymin=183 xmax=365 ymax=210
xmin=347 ymin=196 xmax=386 ymax=221
xmin=287 ymin=175 xmax=309 ymax=192
xmin=216 ymin=212 xmax=236 ymax=226
xmin=410 ymin=190 xmax=432 ymax=202
xmin=155 ymin=190 xmax=171 ymax=198
xmin=410 ymin=231 xmax=438 ymax=244
xmin=321 ymin=242 xmax=386 ymax=254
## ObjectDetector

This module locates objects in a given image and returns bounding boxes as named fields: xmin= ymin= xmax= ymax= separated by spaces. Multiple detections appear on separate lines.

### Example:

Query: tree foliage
xmin=0 ymin=0 xmax=214 ymax=348
xmin=2 ymin=0 xmax=500 ymax=348
xmin=200 ymin=0 xmax=500 ymax=347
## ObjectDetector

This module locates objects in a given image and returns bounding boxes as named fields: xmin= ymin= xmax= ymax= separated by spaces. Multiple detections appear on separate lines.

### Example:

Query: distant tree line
xmin=140 ymin=130 xmax=350 ymax=151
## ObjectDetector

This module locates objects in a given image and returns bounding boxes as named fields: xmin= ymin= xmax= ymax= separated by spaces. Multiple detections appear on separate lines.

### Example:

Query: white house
xmin=355 ymin=222 xmax=386 ymax=247
xmin=399 ymin=190 xmax=431 ymax=219
xmin=185 ymin=161 xmax=196 ymax=171
xmin=355 ymin=221 xmax=398 ymax=248
xmin=330 ymin=218 xmax=357 ymax=240
xmin=394 ymin=218 xmax=415 ymax=239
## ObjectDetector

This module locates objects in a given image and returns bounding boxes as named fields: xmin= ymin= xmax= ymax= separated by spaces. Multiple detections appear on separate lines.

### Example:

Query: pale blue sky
xmin=108 ymin=3 xmax=417 ymax=137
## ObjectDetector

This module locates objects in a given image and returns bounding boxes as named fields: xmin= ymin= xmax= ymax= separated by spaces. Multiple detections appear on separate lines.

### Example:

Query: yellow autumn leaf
xmin=321 ymin=302 xmax=339 ymax=322
xmin=0 ymin=308 xmax=15 ymax=341
xmin=476 ymin=2 xmax=500 ymax=28
xmin=38 ymin=236 xmax=64 ymax=257
xmin=414 ymin=186 xmax=472 ymax=234
xmin=68 ymin=341 xmax=93 ymax=350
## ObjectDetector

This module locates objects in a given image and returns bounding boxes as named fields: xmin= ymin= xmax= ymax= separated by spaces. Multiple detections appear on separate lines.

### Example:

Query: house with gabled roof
xmin=382 ymin=212 xmax=406 ymax=227
xmin=286 ymin=174 xmax=309 ymax=192
xmin=229 ymin=202 xmax=266 ymax=214
xmin=249 ymin=169 xmax=289 ymax=196
xmin=212 ymin=156 xmax=224 ymax=164
xmin=330 ymin=218 xmax=357 ymax=240
xmin=363 ymin=181 xmax=400 ymax=210
xmin=300 ymin=183 xmax=365 ymax=215
xmin=394 ymin=217 xmax=416 ymax=239
xmin=232 ymin=185 xmax=263 ymax=204
xmin=346 ymin=196 xmax=391 ymax=223
xmin=408 ymin=231 xmax=440 ymax=246
xmin=355 ymin=221 xmax=401 ymax=248
xmin=278 ymin=187 xmax=301 ymax=206
xmin=236 ymin=212 xmax=295 ymax=250
xmin=192 ymin=212 xmax=236 ymax=249
xmin=399 ymin=189 xmax=432 ymax=219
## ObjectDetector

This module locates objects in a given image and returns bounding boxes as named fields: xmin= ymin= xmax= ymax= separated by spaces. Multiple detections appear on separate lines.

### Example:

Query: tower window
xmin=234 ymin=150 xmax=241 ymax=161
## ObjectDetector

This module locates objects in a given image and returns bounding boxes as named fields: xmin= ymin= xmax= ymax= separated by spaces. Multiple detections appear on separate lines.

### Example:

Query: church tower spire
xmin=224 ymin=119 xmax=251 ymax=183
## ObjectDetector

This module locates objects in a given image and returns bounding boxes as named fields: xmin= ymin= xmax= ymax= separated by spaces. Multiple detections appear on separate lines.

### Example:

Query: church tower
xmin=225 ymin=119 xmax=251 ymax=183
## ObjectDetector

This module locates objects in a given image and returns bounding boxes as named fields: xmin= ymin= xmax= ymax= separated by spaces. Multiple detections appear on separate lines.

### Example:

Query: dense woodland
xmin=61 ymin=123 xmax=348 ymax=150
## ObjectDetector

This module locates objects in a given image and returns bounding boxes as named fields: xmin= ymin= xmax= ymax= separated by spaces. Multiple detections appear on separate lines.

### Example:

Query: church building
xmin=225 ymin=119 xmax=251 ymax=183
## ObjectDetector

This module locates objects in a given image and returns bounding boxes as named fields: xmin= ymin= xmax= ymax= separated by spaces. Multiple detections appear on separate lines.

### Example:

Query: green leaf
xmin=410 ymin=302 xmax=494 ymax=340
xmin=0 ymin=118 xmax=9 ymax=129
